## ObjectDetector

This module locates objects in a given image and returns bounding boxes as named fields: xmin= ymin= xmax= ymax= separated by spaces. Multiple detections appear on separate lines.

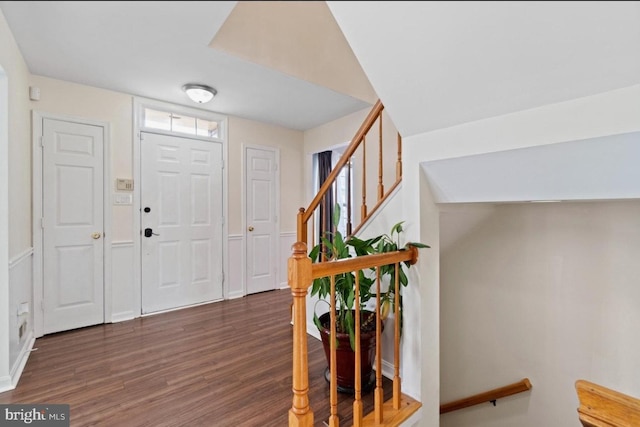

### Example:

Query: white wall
xmin=439 ymin=201 xmax=640 ymax=426
xmin=0 ymin=8 xmax=34 ymax=391
xmin=110 ymin=242 xmax=135 ymax=322
xmin=0 ymin=63 xmax=9 ymax=392
xmin=400 ymin=84 xmax=640 ymax=426
xmin=227 ymin=235 xmax=244 ymax=299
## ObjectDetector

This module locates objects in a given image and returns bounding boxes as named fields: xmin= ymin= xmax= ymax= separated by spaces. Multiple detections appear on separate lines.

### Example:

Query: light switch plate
xmin=113 ymin=193 xmax=133 ymax=205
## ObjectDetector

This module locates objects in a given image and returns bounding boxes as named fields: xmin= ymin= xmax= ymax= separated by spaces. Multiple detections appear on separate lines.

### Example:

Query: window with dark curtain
xmin=317 ymin=150 xmax=334 ymax=249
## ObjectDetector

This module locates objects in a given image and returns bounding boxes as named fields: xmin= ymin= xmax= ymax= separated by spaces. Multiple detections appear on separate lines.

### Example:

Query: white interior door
xmin=42 ymin=118 xmax=104 ymax=334
xmin=141 ymin=132 xmax=223 ymax=313
xmin=245 ymin=146 xmax=278 ymax=295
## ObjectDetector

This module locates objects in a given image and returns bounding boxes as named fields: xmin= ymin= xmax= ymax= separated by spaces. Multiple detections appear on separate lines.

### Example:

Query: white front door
xmin=42 ymin=118 xmax=104 ymax=334
xmin=245 ymin=146 xmax=278 ymax=295
xmin=141 ymin=132 xmax=223 ymax=313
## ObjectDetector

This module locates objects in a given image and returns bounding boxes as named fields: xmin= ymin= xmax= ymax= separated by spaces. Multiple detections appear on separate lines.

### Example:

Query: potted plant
xmin=309 ymin=206 xmax=428 ymax=393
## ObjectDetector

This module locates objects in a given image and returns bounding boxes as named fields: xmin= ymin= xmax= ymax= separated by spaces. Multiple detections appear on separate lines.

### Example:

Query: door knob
xmin=248 ymin=226 xmax=254 ymax=232
xmin=91 ymin=232 xmax=102 ymax=239
xmin=144 ymin=228 xmax=159 ymax=237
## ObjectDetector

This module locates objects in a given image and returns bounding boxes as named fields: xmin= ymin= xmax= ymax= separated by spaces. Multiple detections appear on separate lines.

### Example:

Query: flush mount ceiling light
xmin=182 ymin=83 xmax=217 ymax=104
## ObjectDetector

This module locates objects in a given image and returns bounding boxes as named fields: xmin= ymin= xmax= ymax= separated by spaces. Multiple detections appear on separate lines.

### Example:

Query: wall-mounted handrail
xmin=440 ymin=378 xmax=532 ymax=414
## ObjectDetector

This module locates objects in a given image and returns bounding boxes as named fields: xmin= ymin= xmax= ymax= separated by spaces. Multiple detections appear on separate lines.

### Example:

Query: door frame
xmin=32 ymin=111 xmax=112 ymax=338
xmin=242 ymin=144 xmax=280 ymax=295
xmin=133 ymin=97 xmax=229 ymax=315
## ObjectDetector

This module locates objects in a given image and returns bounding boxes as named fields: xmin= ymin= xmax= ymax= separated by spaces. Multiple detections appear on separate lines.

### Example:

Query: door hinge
xmin=39 ymin=136 xmax=44 ymax=147
xmin=221 ymin=271 xmax=225 ymax=284
xmin=41 ymin=217 xmax=44 ymax=229
xmin=139 ymin=133 xmax=144 ymax=141
xmin=221 ymin=159 xmax=225 ymax=169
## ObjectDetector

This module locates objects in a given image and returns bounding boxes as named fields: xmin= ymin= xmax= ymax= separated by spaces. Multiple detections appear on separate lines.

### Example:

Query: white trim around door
xmin=32 ymin=111 xmax=112 ymax=338
xmin=133 ymin=97 xmax=229 ymax=314
xmin=243 ymin=144 xmax=280 ymax=295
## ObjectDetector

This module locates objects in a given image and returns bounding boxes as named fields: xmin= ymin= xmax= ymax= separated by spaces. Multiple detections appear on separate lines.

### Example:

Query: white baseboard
xmin=227 ymin=291 xmax=245 ymax=300
xmin=0 ymin=333 xmax=35 ymax=393
xmin=381 ymin=358 xmax=395 ymax=380
xmin=0 ymin=375 xmax=11 ymax=393
xmin=111 ymin=311 xmax=136 ymax=323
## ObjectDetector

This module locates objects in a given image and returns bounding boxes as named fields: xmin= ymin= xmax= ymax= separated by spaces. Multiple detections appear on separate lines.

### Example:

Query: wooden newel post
xmin=288 ymin=242 xmax=314 ymax=427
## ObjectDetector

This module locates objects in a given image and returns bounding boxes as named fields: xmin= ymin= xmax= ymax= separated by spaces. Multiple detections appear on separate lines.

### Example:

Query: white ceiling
xmin=3 ymin=2 xmax=640 ymax=136
xmin=0 ymin=1 xmax=371 ymax=131
xmin=328 ymin=1 xmax=640 ymax=138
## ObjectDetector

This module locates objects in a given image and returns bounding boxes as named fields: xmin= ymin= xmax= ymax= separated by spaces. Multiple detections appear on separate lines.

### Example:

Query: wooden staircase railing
xmin=576 ymin=380 xmax=640 ymax=426
xmin=297 ymin=100 xmax=402 ymax=246
xmin=288 ymin=243 xmax=422 ymax=427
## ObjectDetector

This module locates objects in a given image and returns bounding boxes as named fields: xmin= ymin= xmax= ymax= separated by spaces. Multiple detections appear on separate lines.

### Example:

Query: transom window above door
xmin=143 ymin=107 xmax=221 ymax=139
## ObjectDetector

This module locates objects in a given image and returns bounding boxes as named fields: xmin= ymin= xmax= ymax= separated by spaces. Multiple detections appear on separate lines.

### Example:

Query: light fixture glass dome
xmin=182 ymin=84 xmax=217 ymax=104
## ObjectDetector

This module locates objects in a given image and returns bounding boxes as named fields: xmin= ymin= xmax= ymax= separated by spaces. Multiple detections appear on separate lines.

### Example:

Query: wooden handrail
xmin=302 ymin=100 xmax=384 ymax=225
xmin=576 ymin=379 xmax=640 ymax=427
xmin=311 ymin=245 xmax=417 ymax=279
xmin=298 ymin=99 xmax=404 ymax=251
xmin=440 ymin=378 xmax=532 ymax=414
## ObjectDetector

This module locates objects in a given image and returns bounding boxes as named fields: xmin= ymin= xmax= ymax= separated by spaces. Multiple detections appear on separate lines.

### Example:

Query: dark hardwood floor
xmin=0 ymin=289 xmax=391 ymax=426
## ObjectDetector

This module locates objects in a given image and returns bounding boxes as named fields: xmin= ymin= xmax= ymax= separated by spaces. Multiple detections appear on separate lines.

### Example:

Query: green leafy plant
xmin=309 ymin=204 xmax=429 ymax=350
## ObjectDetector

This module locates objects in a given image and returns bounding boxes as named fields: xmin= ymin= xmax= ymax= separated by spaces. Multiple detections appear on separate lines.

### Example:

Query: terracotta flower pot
xmin=318 ymin=310 xmax=383 ymax=394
